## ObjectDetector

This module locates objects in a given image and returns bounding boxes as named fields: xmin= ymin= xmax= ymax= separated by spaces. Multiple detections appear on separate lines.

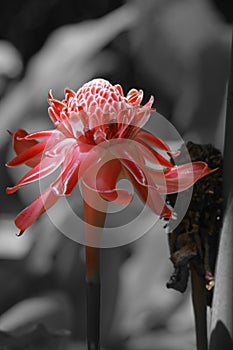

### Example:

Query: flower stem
xmin=83 ymin=184 xmax=107 ymax=350
xmin=190 ymin=266 xmax=208 ymax=350
xmin=86 ymin=246 xmax=101 ymax=350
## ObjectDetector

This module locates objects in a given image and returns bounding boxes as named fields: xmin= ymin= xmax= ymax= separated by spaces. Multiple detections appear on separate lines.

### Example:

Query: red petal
xmin=136 ymin=140 xmax=174 ymax=167
xmin=150 ymin=162 xmax=215 ymax=194
xmin=96 ymin=159 xmax=132 ymax=204
xmin=132 ymin=98 xmax=154 ymax=129
xmin=128 ymin=171 xmax=172 ymax=218
xmin=126 ymin=89 xmax=143 ymax=105
xmin=51 ymin=147 xmax=81 ymax=195
xmin=8 ymin=129 xmax=43 ymax=167
xmin=48 ymin=89 xmax=53 ymax=100
xmin=121 ymin=158 xmax=148 ymax=186
xmin=107 ymin=142 xmax=173 ymax=205
xmin=11 ymin=129 xmax=37 ymax=150
xmin=100 ymin=189 xmax=133 ymax=205
xmin=15 ymin=187 xmax=59 ymax=235
xmin=83 ymin=158 xmax=121 ymax=191
xmin=23 ymin=130 xmax=57 ymax=140
xmin=45 ymin=138 xmax=76 ymax=158
xmin=78 ymin=146 xmax=105 ymax=180
xmin=114 ymin=84 xmax=124 ymax=97
xmin=141 ymin=95 xmax=154 ymax=109
xmin=6 ymin=154 xmax=64 ymax=194
xmin=49 ymin=98 xmax=66 ymax=112
xmin=109 ymin=144 xmax=172 ymax=217
xmin=48 ymin=106 xmax=60 ymax=125
xmin=64 ymin=87 xmax=75 ymax=100
xmin=7 ymin=139 xmax=48 ymax=167
xmin=167 ymin=150 xmax=181 ymax=158
xmin=136 ymin=130 xmax=170 ymax=152
xmin=109 ymin=143 xmax=148 ymax=184
xmin=82 ymin=158 xmax=132 ymax=205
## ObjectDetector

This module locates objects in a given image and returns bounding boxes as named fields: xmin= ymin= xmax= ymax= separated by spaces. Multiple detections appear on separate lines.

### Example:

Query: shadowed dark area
xmin=212 ymin=0 xmax=233 ymax=23
xmin=209 ymin=321 xmax=233 ymax=350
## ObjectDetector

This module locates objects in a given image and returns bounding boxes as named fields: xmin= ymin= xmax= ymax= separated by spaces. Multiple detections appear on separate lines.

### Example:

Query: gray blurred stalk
xmin=209 ymin=30 xmax=233 ymax=349
xmin=191 ymin=266 xmax=208 ymax=350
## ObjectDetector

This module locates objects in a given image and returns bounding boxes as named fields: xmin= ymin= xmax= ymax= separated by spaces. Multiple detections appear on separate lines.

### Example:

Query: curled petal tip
xmin=64 ymin=87 xmax=75 ymax=96
xmin=168 ymin=150 xmax=180 ymax=158
xmin=15 ymin=136 xmax=26 ymax=141
xmin=6 ymin=186 xmax=14 ymax=194
xmin=48 ymin=89 xmax=53 ymax=101
xmin=209 ymin=167 xmax=218 ymax=174
xmin=7 ymin=130 xmax=13 ymax=136
xmin=16 ymin=230 xmax=24 ymax=237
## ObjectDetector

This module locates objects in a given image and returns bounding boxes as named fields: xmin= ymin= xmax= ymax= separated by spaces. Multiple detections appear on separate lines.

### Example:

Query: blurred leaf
xmin=0 ymin=324 xmax=70 ymax=350
xmin=0 ymin=41 xmax=22 ymax=78
xmin=0 ymin=3 xmax=139 ymax=147
xmin=0 ymin=258 xmax=54 ymax=316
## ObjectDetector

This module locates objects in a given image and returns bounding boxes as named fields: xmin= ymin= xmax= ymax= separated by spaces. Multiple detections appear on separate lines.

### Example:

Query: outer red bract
xmin=6 ymin=78 xmax=212 ymax=235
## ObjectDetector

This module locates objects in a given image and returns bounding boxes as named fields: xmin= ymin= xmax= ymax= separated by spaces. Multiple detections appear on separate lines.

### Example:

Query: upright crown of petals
xmin=48 ymin=79 xmax=154 ymax=135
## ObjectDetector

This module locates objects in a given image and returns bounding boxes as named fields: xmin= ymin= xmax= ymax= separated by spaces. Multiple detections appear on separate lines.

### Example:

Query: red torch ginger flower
xmin=6 ymin=78 xmax=212 ymax=235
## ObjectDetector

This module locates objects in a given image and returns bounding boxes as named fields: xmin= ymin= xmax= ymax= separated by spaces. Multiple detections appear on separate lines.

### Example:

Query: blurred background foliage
xmin=0 ymin=0 xmax=232 ymax=349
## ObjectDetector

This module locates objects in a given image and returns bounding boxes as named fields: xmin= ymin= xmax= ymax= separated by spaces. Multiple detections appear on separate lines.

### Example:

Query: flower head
xmin=6 ymin=78 xmax=212 ymax=235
